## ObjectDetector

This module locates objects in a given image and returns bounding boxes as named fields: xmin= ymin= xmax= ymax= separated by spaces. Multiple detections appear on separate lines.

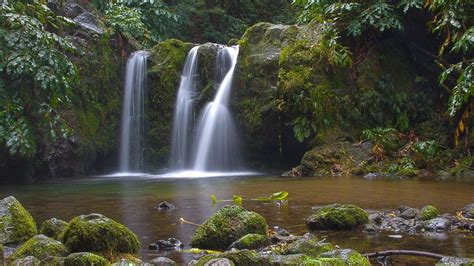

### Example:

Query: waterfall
xmin=119 ymin=51 xmax=148 ymax=172
xmin=192 ymin=46 xmax=241 ymax=171
xmin=170 ymin=46 xmax=200 ymax=169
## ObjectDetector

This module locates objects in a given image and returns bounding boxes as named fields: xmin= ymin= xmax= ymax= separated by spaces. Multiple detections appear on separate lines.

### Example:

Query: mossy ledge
xmin=306 ymin=203 xmax=369 ymax=230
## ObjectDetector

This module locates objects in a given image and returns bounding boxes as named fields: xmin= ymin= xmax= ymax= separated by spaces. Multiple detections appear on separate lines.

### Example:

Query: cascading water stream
xmin=170 ymin=46 xmax=200 ymax=169
xmin=119 ymin=51 xmax=148 ymax=172
xmin=192 ymin=46 xmax=241 ymax=171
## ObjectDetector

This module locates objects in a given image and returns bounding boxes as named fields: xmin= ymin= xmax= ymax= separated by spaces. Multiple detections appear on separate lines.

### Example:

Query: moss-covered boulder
xmin=9 ymin=234 xmax=67 ymax=261
xmin=228 ymin=233 xmax=269 ymax=250
xmin=64 ymin=252 xmax=108 ymax=266
xmin=193 ymin=249 xmax=268 ymax=265
xmin=267 ymin=254 xmax=345 ymax=265
xmin=419 ymin=205 xmax=439 ymax=221
xmin=40 ymin=218 xmax=69 ymax=241
xmin=306 ymin=204 xmax=369 ymax=230
xmin=0 ymin=196 xmax=37 ymax=245
xmin=191 ymin=205 xmax=267 ymax=250
xmin=41 ymin=256 xmax=66 ymax=265
xmin=299 ymin=142 xmax=374 ymax=177
xmin=11 ymin=255 xmax=41 ymax=266
xmin=62 ymin=213 xmax=140 ymax=258
xmin=320 ymin=249 xmax=370 ymax=265
xmin=283 ymin=234 xmax=333 ymax=257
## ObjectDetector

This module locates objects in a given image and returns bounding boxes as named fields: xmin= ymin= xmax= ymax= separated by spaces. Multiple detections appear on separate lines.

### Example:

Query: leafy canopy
xmin=0 ymin=2 xmax=77 ymax=158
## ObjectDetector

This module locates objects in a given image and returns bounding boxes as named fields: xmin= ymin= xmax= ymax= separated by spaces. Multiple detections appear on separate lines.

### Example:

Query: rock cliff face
xmin=145 ymin=20 xmax=432 ymax=171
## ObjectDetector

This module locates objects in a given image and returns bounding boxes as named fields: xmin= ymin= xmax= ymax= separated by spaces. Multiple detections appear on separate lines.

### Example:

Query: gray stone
xmin=423 ymin=217 xmax=451 ymax=232
xmin=204 ymin=258 xmax=234 ymax=266
xmin=150 ymin=257 xmax=177 ymax=266
xmin=462 ymin=203 xmax=474 ymax=218
xmin=73 ymin=13 xmax=104 ymax=34
xmin=436 ymin=256 xmax=472 ymax=265
xmin=11 ymin=256 xmax=40 ymax=266
xmin=398 ymin=206 xmax=419 ymax=219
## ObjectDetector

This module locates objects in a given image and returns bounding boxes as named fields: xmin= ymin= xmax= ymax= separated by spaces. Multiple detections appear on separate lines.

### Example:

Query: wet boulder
xmin=0 ymin=196 xmax=37 ymax=245
xmin=62 ymin=213 xmax=140 ymax=257
xmin=306 ymin=203 xmax=369 ymax=230
xmin=283 ymin=233 xmax=333 ymax=257
xmin=419 ymin=205 xmax=439 ymax=221
xmin=267 ymin=254 xmax=345 ymax=265
xmin=320 ymin=249 xmax=370 ymax=265
xmin=203 ymin=258 xmax=234 ymax=266
xmin=380 ymin=216 xmax=414 ymax=233
xmin=150 ymin=256 xmax=177 ymax=266
xmin=191 ymin=205 xmax=267 ymax=250
xmin=193 ymin=249 xmax=268 ymax=265
xmin=149 ymin=238 xmax=183 ymax=250
xmin=228 ymin=234 xmax=269 ymax=250
xmin=9 ymin=234 xmax=67 ymax=261
xmin=398 ymin=206 xmax=419 ymax=220
xmin=423 ymin=217 xmax=451 ymax=232
xmin=436 ymin=256 xmax=472 ymax=265
xmin=64 ymin=252 xmax=108 ymax=265
xmin=11 ymin=255 xmax=40 ymax=266
xmin=40 ymin=218 xmax=69 ymax=241
xmin=73 ymin=12 xmax=105 ymax=34
xmin=462 ymin=203 xmax=474 ymax=219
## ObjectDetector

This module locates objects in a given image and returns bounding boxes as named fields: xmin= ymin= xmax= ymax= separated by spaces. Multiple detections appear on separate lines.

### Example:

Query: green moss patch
xmin=62 ymin=213 xmax=140 ymax=259
xmin=228 ymin=233 xmax=269 ymax=250
xmin=64 ymin=252 xmax=109 ymax=266
xmin=306 ymin=203 xmax=369 ymax=230
xmin=420 ymin=205 xmax=439 ymax=221
xmin=9 ymin=234 xmax=67 ymax=261
xmin=191 ymin=205 xmax=267 ymax=250
xmin=40 ymin=218 xmax=69 ymax=241
xmin=0 ymin=196 xmax=37 ymax=245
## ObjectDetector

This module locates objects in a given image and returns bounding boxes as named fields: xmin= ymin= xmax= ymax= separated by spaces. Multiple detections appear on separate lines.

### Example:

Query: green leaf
xmin=233 ymin=195 xmax=242 ymax=206
xmin=211 ymin=194 xmax=217 ymax=205
xmin=256 ymin=191 xmax=289 ymax=202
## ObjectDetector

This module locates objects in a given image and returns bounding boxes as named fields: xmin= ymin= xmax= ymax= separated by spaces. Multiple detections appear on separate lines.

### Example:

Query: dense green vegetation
xmin=0 ymin=0 xmax=473 ymax=180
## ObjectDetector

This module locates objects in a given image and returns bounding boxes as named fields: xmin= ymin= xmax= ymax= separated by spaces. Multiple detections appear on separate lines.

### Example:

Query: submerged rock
xmin=306 ymin=203 xmax=369 ymax=230
xmin=149 ymin=238 xmax=183 ymax=250
xmin=150 ymin=256 xmax=177 ymax=266
xmin=228 ymin=234 xmax=269 ymax=250
xmin=9 ymin=234 xmax=67 ymax=261
xmin=62 ymin=213 xmax=140 ymax=257
xmin=191 ymin=205 xmax=267 ymax=250
xmin=40 ymin=218 xmax=69 ymax=241
xmin=156 ymin=201 xmax=176 ymax=211
xmin=11 ymin=255 xmax=40 ymax=266
xmin=419 ymin=205 xmax=439 ymax=221
xmin=64 ymin=252 xmax=108 ymax=266
xmin=0 ymin=196 xmax=37 ymax=245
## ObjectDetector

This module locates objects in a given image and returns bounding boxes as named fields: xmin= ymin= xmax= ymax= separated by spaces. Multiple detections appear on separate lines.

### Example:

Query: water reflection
xmin=0 ymin=175 xmax=472 ymax=263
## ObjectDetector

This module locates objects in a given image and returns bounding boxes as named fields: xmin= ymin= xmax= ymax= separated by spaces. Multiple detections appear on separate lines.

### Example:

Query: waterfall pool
xmin=1 ymin=175 xmax=473 ymax=264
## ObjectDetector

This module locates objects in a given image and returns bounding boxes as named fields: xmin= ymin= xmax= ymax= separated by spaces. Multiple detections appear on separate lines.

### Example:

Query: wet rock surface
xmin=156 ymin=201 xmax=176 ymax=211
xmin=149 ymin=238 xmax=184 ymax=250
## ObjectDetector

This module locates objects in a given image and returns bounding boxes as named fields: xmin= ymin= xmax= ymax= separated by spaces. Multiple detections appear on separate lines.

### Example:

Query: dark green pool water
xmin=1 ymin=175 xmax=473 ymax=264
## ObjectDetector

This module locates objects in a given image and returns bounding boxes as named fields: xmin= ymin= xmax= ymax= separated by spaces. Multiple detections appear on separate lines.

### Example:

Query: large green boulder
xmin=40 ymin=218 xmax=69 ymax=241
xmin=267 ymin=254 xmax=345 ymax=266
xmin=64 ymin=252 xmax=109 ymax=266
xmin=0 ymin=196 xmax=37 ymax=245
xmin=306 ymin=204 xmax=369 ymax=230
xmin=62 ymin=213 xmax=140 ymax=257
xmin=191 ymin=205 xmax=268 ymax=250
xmin=9 ymin=234 xmax=68 ymax=261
